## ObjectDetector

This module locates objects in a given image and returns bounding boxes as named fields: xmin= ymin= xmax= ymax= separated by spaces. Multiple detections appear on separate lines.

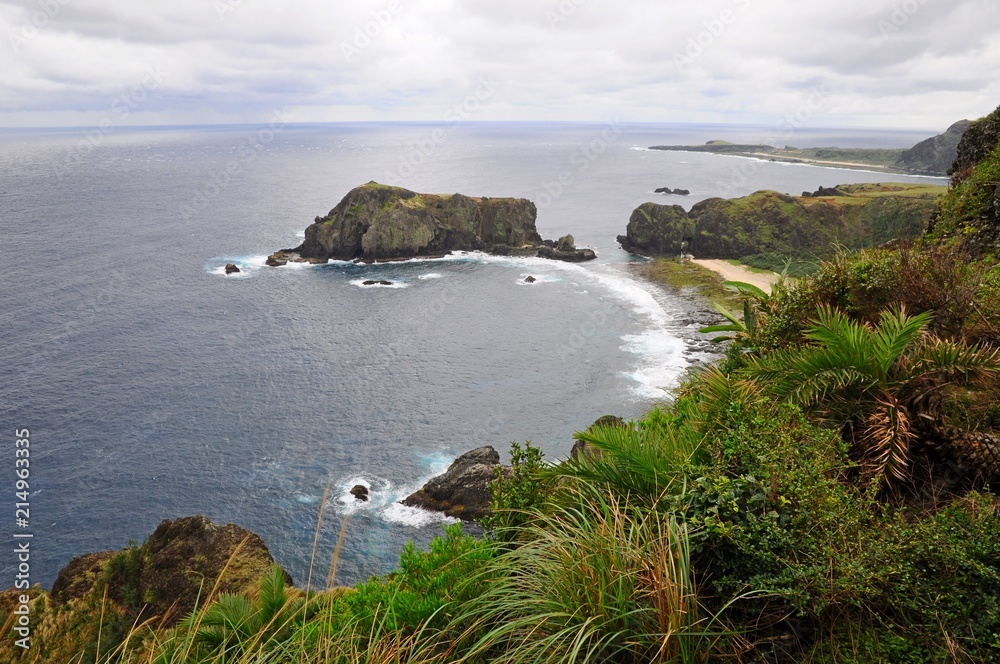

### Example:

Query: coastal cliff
xmin=268 ymin=182 xmax=596 ymax=264
xmin=618 ymin=183 xmax=942 ymax=270
xmin=928 ymin=103 xmax=1000 ymax=258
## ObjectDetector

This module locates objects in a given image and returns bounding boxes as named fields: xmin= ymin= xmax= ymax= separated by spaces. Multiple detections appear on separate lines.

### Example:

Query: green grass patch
xmin=634 ymin=258 xmax=743 ymax=309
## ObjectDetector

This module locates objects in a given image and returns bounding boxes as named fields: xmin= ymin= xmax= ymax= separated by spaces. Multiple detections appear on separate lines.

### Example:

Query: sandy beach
xmin=690 ymin=258 xmax=781 ymax=292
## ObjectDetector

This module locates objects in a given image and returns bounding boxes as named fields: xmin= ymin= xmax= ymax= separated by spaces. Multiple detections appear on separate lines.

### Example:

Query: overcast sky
xmin=1 ymin=0 xmax=998 ymax=130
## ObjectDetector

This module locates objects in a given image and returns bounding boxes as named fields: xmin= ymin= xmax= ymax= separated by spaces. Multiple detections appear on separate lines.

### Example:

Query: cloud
xmin=0 ymin=0 xmax=998 ymax=128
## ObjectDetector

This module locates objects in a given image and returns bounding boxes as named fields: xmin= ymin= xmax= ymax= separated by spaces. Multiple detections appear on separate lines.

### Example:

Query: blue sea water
xmin=0 ymin=121 xmax=944 ymax=589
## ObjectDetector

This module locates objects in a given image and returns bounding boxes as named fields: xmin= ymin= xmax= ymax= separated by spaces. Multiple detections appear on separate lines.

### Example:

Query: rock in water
xmin=361 ymin=279 xmax=393 ymax=286
xmin=350 ymin=484 xmax=370 ymax=501
xmin=524 ymin=275 xmax=537 ymax=283
xmin=401 ymin=446 xmax=510 ymax=520
xmin=268 ymin=182 xmax=597 ymax=264
xmin=288 ymin=182 xmax=542 ymax=262
xmin=224 ymin=263 xmax=241 ymax=274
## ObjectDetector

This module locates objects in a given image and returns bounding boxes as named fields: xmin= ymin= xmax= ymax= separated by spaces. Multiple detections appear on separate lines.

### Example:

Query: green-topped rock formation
xmin=618 ymin=182 xmax=944 ymax=271
xmin=267 ymin=182 xmax=596 ymax=264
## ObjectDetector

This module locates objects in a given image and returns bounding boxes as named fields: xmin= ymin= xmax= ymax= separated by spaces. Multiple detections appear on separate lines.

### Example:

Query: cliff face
xmin=895 ymin=120 xmax=971 ymax=175
xmin=928 ymin=105 xmax=1000 ymax=258
xmin=286 ymin=182 xmax=544 ymax=262
xmin=619 ymin=185 xmax=940 ymax=264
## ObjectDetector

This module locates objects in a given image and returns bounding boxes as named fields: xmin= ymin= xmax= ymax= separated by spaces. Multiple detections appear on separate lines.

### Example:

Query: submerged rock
xmin=401 ymin=446 xmax=510 ymax=521
xmin=361 ymin=279 xmax=394 ymax=286
xmin=268 ymin=182 xmax=596 ymax=265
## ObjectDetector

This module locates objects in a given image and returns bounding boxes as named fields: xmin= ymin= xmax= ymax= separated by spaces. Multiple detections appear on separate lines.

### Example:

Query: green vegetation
xmin=632 ymin=258 xmax=745 ymax=309
xmin=12 ymin=106 xmax=1000 ymax=664
xmin=622 ymin=183 xmax=944 ymax=276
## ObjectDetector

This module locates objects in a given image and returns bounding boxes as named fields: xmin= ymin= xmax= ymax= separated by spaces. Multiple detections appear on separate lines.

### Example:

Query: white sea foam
xmin=381 ymin=502 xmax=459 ymax=528
xmin=207 ymin=254 xmax=270 ymax=277
xmin=379 ymin=451 xmax=458 ymax=528
xmin=418 ymin=272 xmax=445 ymax=280
xmin=349 ymin=279 xmax=410 ymax=289
xmin=584 ymin=267 xmax=688 ymax=399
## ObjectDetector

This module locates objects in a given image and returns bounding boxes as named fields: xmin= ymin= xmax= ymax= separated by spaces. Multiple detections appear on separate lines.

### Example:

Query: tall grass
xmin=454 ymin=490 xmax=703 ymax=664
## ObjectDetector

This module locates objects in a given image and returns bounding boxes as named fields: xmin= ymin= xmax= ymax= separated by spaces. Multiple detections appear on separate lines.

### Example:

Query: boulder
xmin=350 ymin=484 xmax=369 ymax=501
xmin=224 ymin=263 xmax=241 ymax=274
xmin=556 ymin=234 xmax=576 ymax=252
xmin=524 ymin=275 xmax=537 ymax=283
xmin=570 ymin=415 xmax=627 ymax=461
xmin=361 ymin=279 xmax=394 ymax=286
xmin=401 ymin=446 xmax=510 ymax=520
xmin=536 ymin=245 xmax=597 ymax=262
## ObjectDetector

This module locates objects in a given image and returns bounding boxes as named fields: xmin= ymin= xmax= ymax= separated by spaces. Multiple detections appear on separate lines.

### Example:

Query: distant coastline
xmin=649 ymin=142 xmax=923 ymax=175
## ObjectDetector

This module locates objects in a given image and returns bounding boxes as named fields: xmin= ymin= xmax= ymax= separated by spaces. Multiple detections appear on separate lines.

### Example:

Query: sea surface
xmin=0 ymin=121 xmax=944 ymax=588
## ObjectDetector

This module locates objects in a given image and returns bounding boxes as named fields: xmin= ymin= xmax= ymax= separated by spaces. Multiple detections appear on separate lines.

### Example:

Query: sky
xmin=1 ymin=0 xmax=999 ymax=130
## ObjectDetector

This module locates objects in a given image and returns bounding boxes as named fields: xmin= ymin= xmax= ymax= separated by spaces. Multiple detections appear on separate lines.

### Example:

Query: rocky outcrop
xmin=1 ymin=516 xmax=285 ymax=663
xmin=620 ymin=185 xmax=940 ymax=262
xmin=268 ymin=182 xmax=596 ymax=265
xmin=225 ymin=263 xmax=241 ymax=274
xmin=536 ymin=234 xmax=597 ymax=262
xmin=401 ymin=446 xmax=510 ymax=520
xmin=927 ymin=104 xmax=1000 ymax=258
xmin=52 ymin=516 xmax=283 ymax=626
xmin=350 ymin=484 xmax=370 ymax=501
xmin=895 ymin=119 xmax=971 ymax=176
xmin=617 ymin=202 xmax=693 ymax=256
xmin=655 ymin=187 xmax=690 ymax=195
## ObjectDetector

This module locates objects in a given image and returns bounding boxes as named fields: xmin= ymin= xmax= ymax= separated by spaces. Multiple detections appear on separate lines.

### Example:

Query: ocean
xmin=0 ymin=121 xmax=944 ymax=588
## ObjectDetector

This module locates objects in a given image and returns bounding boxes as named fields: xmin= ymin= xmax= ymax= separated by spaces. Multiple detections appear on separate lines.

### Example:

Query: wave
xmin=332 ymin=450 xmax=458 ymax=528
xmin=349 ymin=278 xmax=410 ymax=289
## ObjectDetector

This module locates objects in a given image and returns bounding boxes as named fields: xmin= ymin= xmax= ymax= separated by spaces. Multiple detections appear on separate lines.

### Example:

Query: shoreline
xmin=689 ymin=258 xmax=780 ymax=292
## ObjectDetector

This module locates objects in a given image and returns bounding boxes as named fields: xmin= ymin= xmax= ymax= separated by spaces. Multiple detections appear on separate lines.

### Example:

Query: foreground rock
xmin=267 ymin=182 xmax=596 ymax=265
xmin=0 ymin=516 xmax=283 ymax=662
xmin=401 ymin=446 xmax=510 ymax=520
xmin=570 ymin=415 xmax=627 ymax=461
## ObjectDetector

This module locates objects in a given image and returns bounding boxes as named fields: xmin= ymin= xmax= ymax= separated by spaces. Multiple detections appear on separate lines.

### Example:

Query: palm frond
xmin=861 ymin=394 xmax=916 ymax=484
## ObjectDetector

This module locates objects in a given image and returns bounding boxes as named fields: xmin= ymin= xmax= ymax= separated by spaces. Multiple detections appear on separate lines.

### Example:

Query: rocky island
xmin=267 ymin=182 xmax=596 ymax=265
